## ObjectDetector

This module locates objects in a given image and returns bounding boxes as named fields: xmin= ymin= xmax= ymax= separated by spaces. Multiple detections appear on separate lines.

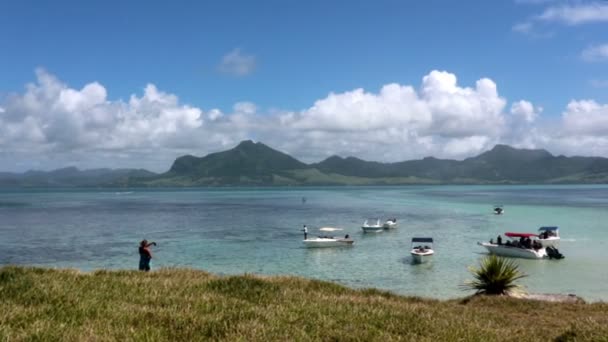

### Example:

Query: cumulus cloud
xmin=562 ymin=100 xmax=608 ymax=136
xmin=218 ymin=48 xmax=256 ymax=77
xmin=4 ymin=68 xmax=608 ymax=171
xmin=581 ymin=44 xmax=608 ymax=62
xmin=511 ymin=100 xmax=542 ymax=123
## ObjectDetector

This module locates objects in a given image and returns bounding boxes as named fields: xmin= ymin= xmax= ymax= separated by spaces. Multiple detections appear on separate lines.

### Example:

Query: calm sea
xmin=1 ymin=185 xmax=607 ymax=301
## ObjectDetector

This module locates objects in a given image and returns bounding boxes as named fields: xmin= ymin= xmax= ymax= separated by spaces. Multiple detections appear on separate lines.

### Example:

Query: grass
xmin=1 ymin=266 xmax=608 ymax=341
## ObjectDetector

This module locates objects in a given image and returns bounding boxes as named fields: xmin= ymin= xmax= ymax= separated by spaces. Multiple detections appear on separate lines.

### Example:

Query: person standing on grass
xmin=138 ymin=239 xmax=156 ymax=271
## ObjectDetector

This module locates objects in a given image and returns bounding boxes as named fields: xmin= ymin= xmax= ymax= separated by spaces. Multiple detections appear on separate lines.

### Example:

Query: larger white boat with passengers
xmin=302 ymin=227 xmax=354 ymax=248
xmin=478 ymin=232 xmax=563 ymax=259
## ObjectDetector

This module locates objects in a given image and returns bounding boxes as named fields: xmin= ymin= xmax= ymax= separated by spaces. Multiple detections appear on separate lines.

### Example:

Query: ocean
xmin=1 ymin=185 xmax=607 ymax=301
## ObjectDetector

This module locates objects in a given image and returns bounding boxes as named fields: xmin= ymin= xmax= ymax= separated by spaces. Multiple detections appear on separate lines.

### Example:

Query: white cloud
xmin=562 ymin=99 xmax=608 ymax=136
xmin=538 ymin=3 xmax=608 ymax=25
xmin=6 ymin=69 xmax=608 ymax=172
xmin=511 ymin=100 xmax=541 ymax=123
xmin=218 ymin=48 xmax=256 ymax=77
xmin=581 ymin=44 xmax=608 ymax=62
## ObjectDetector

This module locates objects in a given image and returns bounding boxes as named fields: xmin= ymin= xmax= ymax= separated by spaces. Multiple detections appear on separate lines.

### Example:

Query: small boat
xmin=383 ymin=218 xmax=398 ymax=229
xmin=537 ymin=226 xmax=560 ymax=247
xmin=303 ymin=227 xmax=354 ymax=248
xmin=493 ymin=205 xmax=504 ymax=215
xmin=478 ymin=232 xmax=564 ymax=259
xmin=362 ymin=218 xmax=384 ymax=233
xmin=410 ymin=237 xmax=434 ymax=263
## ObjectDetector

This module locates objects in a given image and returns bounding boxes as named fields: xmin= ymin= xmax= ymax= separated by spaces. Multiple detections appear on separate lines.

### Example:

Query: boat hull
xmin=479 ymin=242 xmax=546 ymax=259
xmin=383 ymin=221 xmax=398 ymax=229
xmin=538 ymin=237 xmax=560 ymax=248
xmin=411 ymin=249 xmax=434 ymax=263
xmin=303 ymin=238 xmax=354 ymax=248
xmin=361 ymin=226 xmax=384 ymax=233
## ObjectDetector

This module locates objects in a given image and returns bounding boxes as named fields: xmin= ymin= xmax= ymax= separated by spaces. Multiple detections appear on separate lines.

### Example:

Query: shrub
xmin=462 ymin=255 xmax=527 ymax=295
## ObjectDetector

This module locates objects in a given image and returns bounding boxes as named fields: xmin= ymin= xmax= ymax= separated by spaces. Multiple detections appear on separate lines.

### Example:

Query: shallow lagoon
xmin=1 ymin=185 xmax=607 ymax=301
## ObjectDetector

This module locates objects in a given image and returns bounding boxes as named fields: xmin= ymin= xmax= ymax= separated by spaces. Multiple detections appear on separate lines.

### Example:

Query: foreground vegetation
xmin=1 ymin=267 xmax=608 ymax=341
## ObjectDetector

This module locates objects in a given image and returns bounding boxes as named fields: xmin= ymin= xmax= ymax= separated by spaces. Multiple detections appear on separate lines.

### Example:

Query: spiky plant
xmin=462 ymin=255 xmax=527 ymax=295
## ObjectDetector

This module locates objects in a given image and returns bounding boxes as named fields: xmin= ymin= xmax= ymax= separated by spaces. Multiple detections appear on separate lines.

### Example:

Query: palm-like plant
xmin=462 ymin=255 xmax=527 ymax=295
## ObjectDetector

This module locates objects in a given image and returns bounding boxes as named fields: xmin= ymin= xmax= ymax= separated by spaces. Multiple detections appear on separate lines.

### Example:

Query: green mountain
xmin=145 ymin=140 xmax=310 ymax=186
xmin=5 ymin=141 xmax=608 ymax=187
xmin=135 ymin=142 xmax=608 ymax=186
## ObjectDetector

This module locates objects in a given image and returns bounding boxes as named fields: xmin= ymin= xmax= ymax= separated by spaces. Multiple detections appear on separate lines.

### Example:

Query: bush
xmin=462 ymin=255 xmax=527 ymax=295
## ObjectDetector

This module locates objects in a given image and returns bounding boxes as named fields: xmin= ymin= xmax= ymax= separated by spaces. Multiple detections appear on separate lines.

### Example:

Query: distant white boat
xmin=362 ymin=218 xmax=384 ymax=233
xmin=537 ymin=226 xmax=560 ymax=247
xmin=383 ymin=218 xmax=398 ymax=229
xmin=303 ymin=227 xmax=354 ymax=248
xmin=411 ymin=237 xmax=434 ymax=263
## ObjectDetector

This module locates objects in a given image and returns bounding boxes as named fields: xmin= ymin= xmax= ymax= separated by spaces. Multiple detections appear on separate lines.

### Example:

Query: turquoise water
xmin=1 ymin=185 xmax=607 ymax=301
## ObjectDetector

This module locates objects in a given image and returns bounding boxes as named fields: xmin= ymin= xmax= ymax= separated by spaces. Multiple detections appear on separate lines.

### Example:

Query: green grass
xmin=1 ymin=266 xmax=608 ymax=341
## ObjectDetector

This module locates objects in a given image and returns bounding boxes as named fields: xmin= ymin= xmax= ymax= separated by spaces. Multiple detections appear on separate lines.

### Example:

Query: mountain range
xmin=3 ymin=140 xmax=608 ymax=187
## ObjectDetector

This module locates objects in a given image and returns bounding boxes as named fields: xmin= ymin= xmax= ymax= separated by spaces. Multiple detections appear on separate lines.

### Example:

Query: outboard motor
xmin=546 ymin=246 xmax=564 ymax=260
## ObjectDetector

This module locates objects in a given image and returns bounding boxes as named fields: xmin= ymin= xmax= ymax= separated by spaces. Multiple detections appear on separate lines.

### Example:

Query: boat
xmin=493 ymin=205 xmax=504 ymax=215
xmin=478 ymin=232 xmax=564 ymax=259
xmin=383 ymin=218 xmax=398 ymax=229
xmin=537 ymin=226 xmax=560 ymax=247
xmin=362 ymin=218 xmax=384 ymax=233
xmin=410 ymin=237 xmax=434 ymax=263
xmin=303 ymin=227 xmax=354 ymax=248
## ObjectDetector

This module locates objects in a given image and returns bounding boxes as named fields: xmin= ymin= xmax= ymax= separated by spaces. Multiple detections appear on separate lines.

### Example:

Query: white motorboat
xmin=479 ymin=232 xmax=564 ymax=259
xmin=303 ymin=227 xmax=354 ymax=248
xmin=383 ymin=218 xmax=398 ymax=229
xmin=362 ymin=218 xmax=384 ymax=233
xmin=410 ymin=237 xmax=434 ymax=263
xmin=537 ymin=226 xmax=560 ymax=247
xmin=493 ymin=205 xmax=504 ymax=215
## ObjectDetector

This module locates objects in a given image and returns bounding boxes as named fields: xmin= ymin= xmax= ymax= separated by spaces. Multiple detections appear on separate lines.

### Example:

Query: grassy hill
xmin=1 ymin=266 xmax=607 ymax=341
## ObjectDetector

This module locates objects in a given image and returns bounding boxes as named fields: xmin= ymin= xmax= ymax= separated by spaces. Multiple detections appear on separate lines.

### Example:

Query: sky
xmin=1 ymin=0 xmax=608 ymax=172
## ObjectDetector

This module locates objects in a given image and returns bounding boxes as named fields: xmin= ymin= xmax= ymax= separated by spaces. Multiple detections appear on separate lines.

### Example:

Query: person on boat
xmin=138 ymin=239 xmax=156 ymax=272
xmin=497 ymin=235 xmax=502 ymax=245
xmin=302 ymin=225 xmax=308 ymax=240
xmin=344 ymin=234 xmax=350 ymax=239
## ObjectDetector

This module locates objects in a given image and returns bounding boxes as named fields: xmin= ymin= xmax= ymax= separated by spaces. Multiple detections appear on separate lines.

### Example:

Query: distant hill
xmin=0 ymin=167 xmax=156 ymax=187
xmin=4 ymin=141 xmax=608 ymax=187
xmin=133 ymin=142 xmax=608 ymax=186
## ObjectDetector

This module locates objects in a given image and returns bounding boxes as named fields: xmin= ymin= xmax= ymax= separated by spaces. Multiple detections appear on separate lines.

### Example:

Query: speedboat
xmin=493 ymin=205 xmax=504 ymax=215
xmin=362 ymin=218 xmax=384 ymax=233
xmin=410 ymin=237 xmax=434 ymax=263
xmin=537 ymin=226 xmax=560 ymax=247
xmin=303 ymin=227 xmax=354 ymax=248
xmin=478 ymin=232 xmax=563 ymax=259
xmin=383 ymin=218 xmax=398 ymax=229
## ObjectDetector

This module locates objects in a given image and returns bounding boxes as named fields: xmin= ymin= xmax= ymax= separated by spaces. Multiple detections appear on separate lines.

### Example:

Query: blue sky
xmin=1 ymin=0 xmax=608 ymax=171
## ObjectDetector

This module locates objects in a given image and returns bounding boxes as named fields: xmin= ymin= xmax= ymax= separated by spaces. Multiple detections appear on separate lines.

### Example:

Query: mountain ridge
xmin=3 ymin=141 xmax=608 ymax=186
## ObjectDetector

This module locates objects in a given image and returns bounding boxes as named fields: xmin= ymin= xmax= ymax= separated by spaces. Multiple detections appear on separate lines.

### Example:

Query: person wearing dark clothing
xmin=302 ymin=225 xmax=308 ymax=240
xmin=497 ymin=235 xmax=502 ymax=245
xmin=139 ymin=239 xmax=156 ymax=271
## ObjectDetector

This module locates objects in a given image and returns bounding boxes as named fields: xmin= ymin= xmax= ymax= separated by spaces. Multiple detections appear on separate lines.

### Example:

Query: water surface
xmin=1 ymin=185 xmax=606 ymax=301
